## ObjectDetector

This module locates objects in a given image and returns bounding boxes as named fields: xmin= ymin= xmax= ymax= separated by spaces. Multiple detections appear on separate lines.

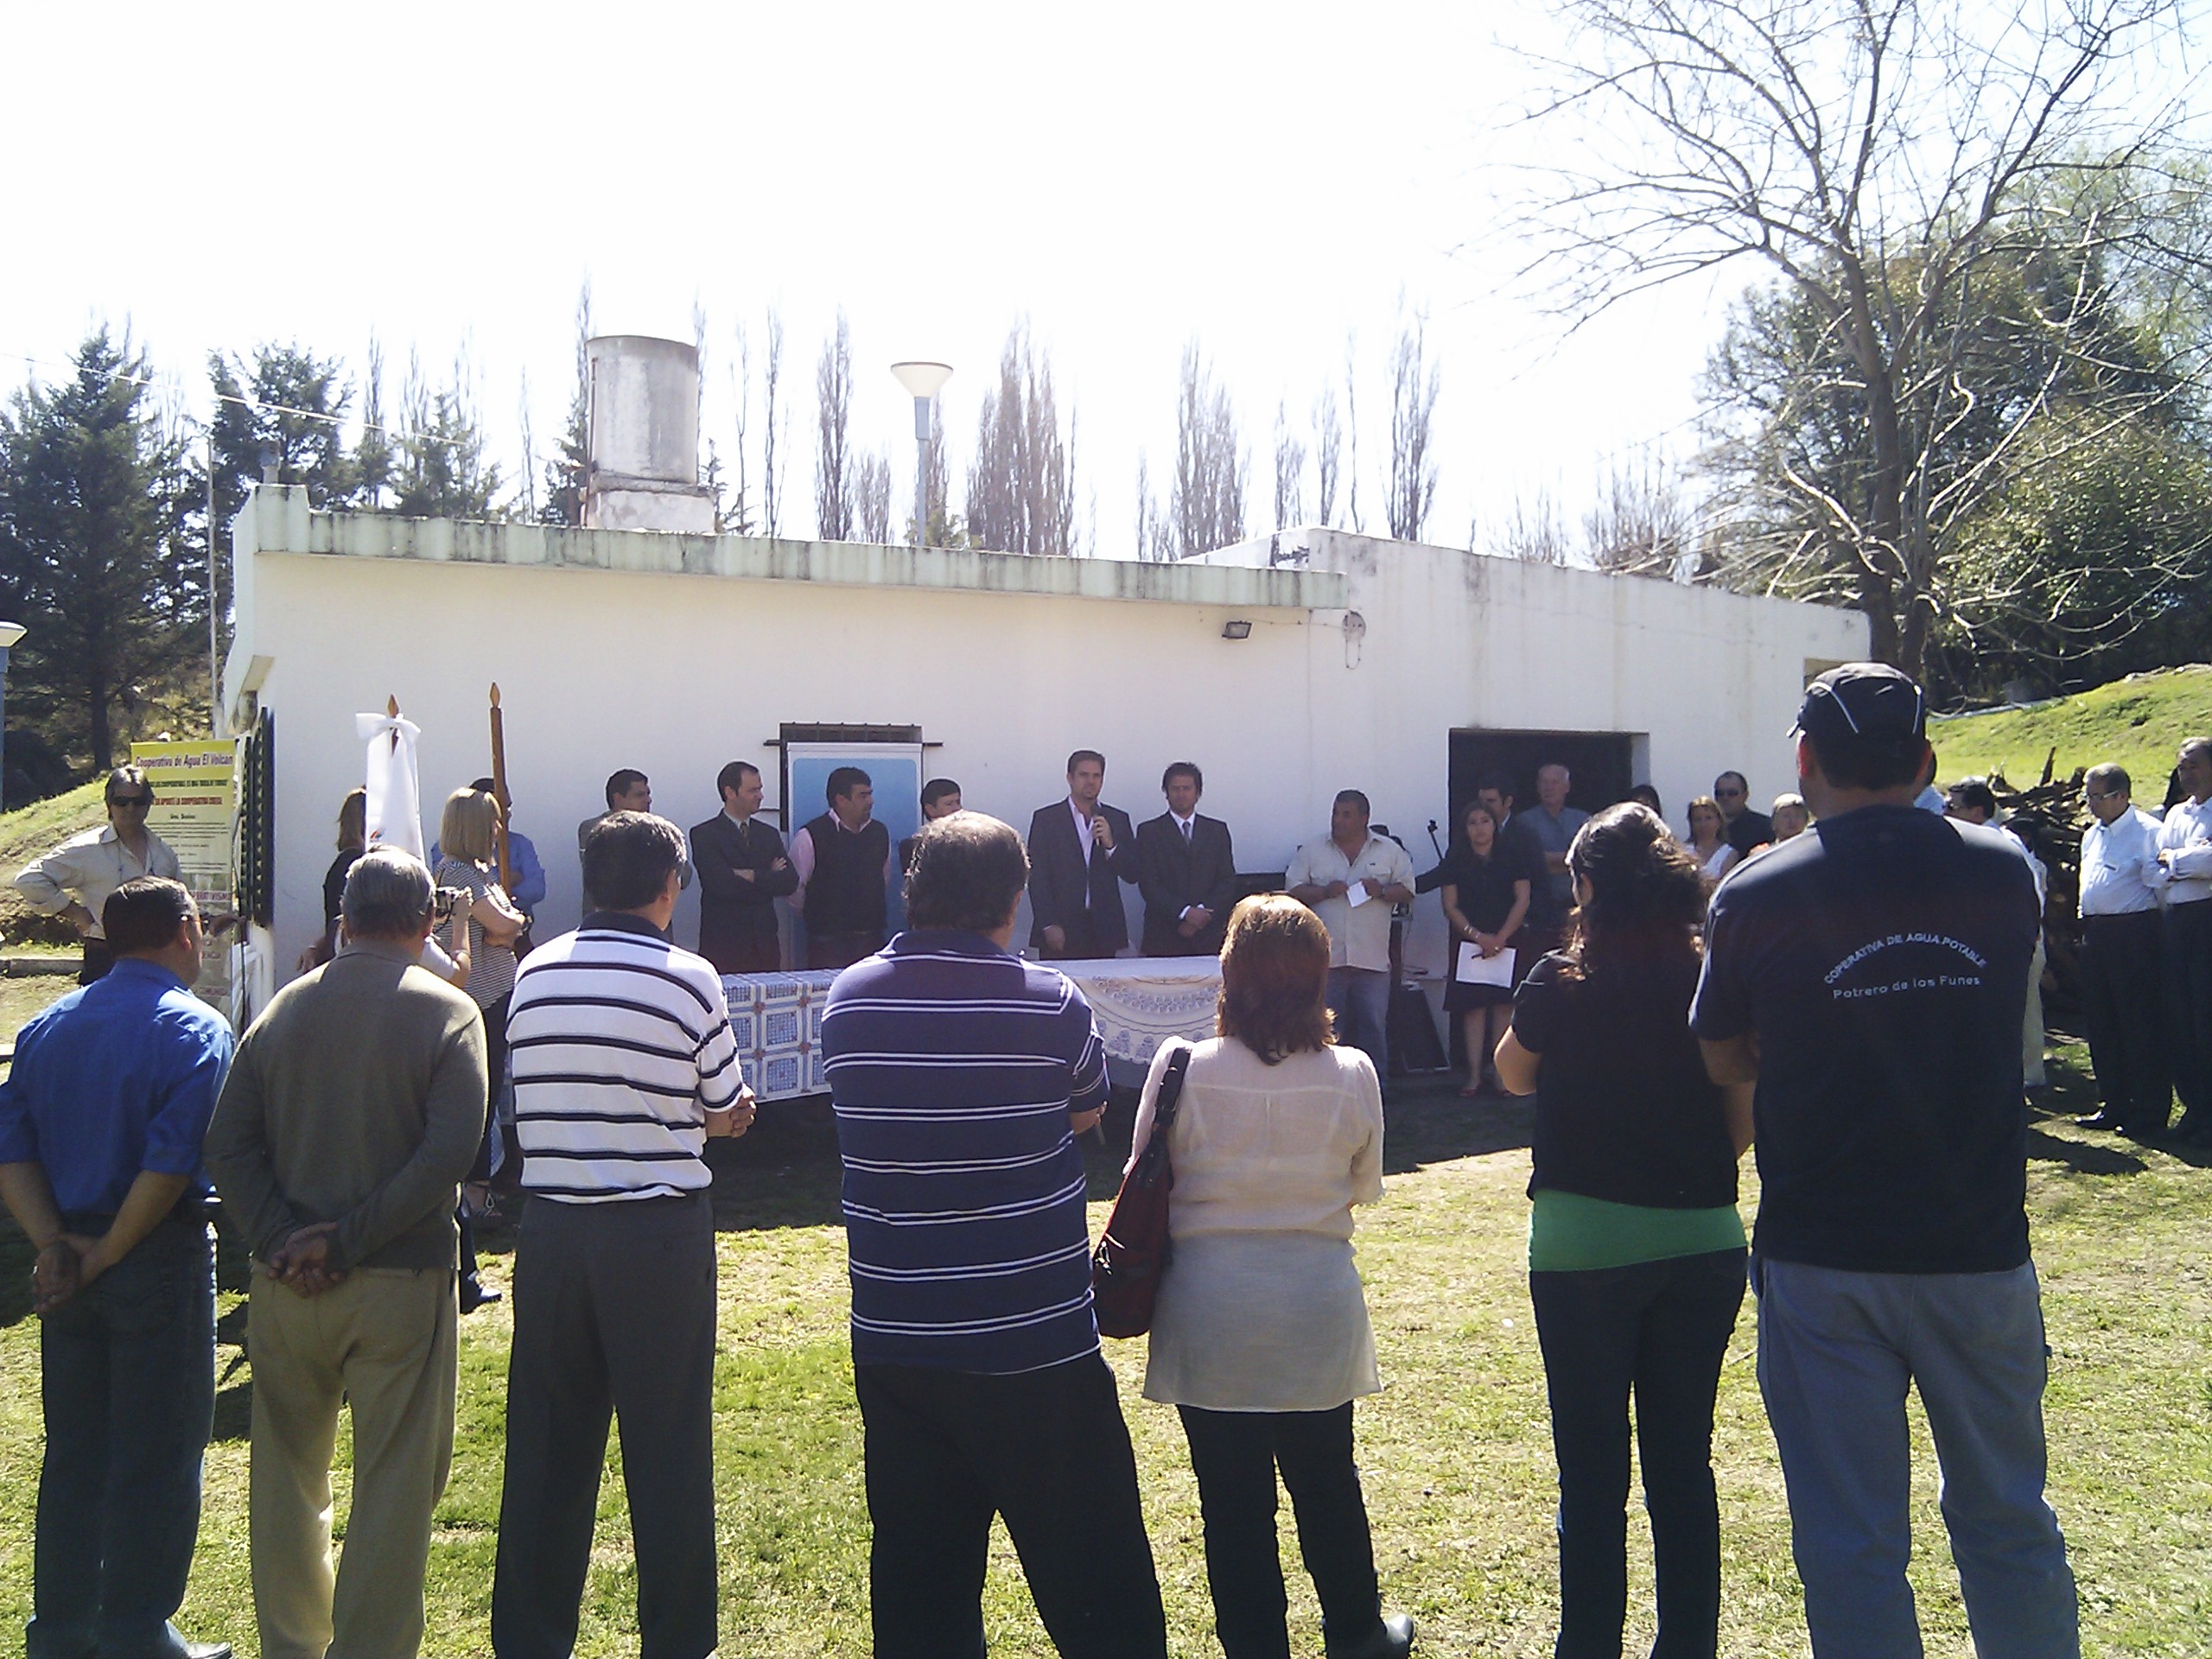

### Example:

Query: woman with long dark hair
xmin=1494 ymin=803 xmax=1753 ymax=1659
xmin=1440 ymin=799 xmax=1530 ymax=1096
xmin=1130 ymin=894 xmax=1414 ymax=1659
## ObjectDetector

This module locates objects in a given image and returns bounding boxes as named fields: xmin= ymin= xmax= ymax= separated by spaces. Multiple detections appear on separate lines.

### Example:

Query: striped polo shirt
xmin=823 ymin=930 xmax=1110 ymax=1374
xmin=508 ymin=912 xmax=744 ymax=1203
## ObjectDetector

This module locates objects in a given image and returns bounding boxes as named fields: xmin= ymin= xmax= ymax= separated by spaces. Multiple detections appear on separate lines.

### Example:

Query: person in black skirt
xmin=1439 ymin=799 xmax=1531 ymax=1096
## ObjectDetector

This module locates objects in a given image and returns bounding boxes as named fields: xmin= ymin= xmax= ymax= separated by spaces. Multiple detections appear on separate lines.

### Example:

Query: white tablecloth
xmin=721 ymin=955 xmax=1223 ymax=1102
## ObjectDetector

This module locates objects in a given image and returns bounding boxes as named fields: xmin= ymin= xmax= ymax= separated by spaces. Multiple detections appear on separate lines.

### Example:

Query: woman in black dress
xmin=1440 ymin=799 xmax=1530 ymax=1095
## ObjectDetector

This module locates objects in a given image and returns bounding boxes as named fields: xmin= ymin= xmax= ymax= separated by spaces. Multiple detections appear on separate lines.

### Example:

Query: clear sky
xmin=5 ymin=0 xmax=1783 ymax=554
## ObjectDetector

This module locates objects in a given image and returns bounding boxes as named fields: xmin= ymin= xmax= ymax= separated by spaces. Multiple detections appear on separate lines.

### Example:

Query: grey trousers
xmin=1755 ymin=1257 xmax=2078 ymax=1659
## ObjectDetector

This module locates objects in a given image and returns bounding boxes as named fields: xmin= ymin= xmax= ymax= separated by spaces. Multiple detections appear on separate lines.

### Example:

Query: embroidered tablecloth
xmin=721 ymin=955 xmax=1223 ymax=1101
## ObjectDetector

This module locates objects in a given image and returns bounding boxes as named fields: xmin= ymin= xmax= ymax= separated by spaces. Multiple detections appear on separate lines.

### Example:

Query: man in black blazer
xmin=1025 ymin=750 xmax=1138 ymax=961
xmin=690 ymin=760 xmax=798 ymax=975
xmin=899 ymin=779 xmax=963 ymax=874
xmin=1135 ymin=760 xmax=1238 ymax=957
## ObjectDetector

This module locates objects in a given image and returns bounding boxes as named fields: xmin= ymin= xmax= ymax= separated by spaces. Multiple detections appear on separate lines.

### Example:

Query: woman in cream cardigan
xmin=1128 ymin=893 xmax=1415 ymax=1659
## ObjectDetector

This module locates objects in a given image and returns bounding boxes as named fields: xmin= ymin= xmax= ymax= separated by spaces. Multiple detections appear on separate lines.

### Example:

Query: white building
xmin=219 ymin=486 xmax=1864 ymax=1026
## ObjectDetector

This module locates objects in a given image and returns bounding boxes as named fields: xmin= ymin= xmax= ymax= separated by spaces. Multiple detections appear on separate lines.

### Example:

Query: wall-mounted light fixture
xmin=1221 ymin=620 xmax=1252 ymax=640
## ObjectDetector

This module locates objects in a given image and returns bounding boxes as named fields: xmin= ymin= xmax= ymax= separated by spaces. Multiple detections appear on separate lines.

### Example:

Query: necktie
xmin=1182 ymin=819 xmax=1192 ymax=846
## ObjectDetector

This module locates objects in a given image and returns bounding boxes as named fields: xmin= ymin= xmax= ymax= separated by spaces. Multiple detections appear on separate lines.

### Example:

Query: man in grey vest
xmin=791 ymin=766 xmax=895 ymax=969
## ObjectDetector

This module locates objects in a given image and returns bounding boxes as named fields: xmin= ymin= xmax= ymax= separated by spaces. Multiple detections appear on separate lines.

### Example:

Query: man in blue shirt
xmin=824 ymin=811 xmax=1166 ymax=1659
xmin=0 ymin=877 xmax=237 ymax=1659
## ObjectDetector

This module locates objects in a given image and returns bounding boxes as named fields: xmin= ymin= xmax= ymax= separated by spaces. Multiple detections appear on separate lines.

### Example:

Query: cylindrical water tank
xmin=586 ymin=335 xmax=700 ymax=485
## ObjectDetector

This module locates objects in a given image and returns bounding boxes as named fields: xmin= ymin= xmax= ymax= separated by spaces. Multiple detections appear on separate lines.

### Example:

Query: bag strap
xmin=1150 ymin=1042 xmax=1193 ymax=1134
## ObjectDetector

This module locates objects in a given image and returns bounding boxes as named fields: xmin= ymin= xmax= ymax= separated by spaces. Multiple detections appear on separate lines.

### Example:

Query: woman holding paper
xmin=1440 ymin=800 xmax=1529 ymax=1096
xmin=1492 ymin=803 xmax=1752 ymax=1659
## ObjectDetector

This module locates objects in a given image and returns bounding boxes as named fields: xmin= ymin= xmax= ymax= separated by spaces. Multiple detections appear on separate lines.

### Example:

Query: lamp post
xmin=889 ymin=361 xmax=953 ymax=546
xmin=0 ymin=620 xmax=24 ymax=812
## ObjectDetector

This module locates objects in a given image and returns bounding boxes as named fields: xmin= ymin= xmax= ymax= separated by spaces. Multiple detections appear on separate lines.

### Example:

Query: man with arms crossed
xmin=493 ymin=813 xmax=756 ymax=1659
xmin=204 ymin=849 xmax=488 ymax=1659
xmin=1027 ymin=749 xmax=1139 ymax=960
xmin=1287 ymin=790 xmax=1415 ymax=1079
xmin=1693 ymin=664 xmax=2076 ymax=1657
xmin=0 ymin=877 xmax=234 ymax=1659
xmin=824 ymin=811 xmax=1167 ymax=1658
xmin=690 ymin=760 xmax=798 ymax=975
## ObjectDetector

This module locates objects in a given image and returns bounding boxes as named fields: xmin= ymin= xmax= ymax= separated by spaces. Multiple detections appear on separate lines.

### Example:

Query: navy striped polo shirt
xmin=823 ymin=929 xmax=1110 ymax=1374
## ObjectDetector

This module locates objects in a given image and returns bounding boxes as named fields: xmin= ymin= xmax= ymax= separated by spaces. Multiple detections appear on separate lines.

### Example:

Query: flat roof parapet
xmin=264 ymin=492 xmax=1343 ymax=611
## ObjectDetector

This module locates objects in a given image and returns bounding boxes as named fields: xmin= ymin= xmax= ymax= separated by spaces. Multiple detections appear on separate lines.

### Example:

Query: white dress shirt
xmin=2080 ymin=805 xmax=2167 ymax=917
xmin=2157 ymin=795 xmax=2212 ymax=906
xmin=1285 ymin=834 xmax=1415 ymax=974
xmin=1069 ymin=798 xmax=1096 ymax=868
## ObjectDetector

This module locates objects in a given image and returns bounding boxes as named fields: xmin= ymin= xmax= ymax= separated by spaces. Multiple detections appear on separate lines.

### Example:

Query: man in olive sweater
xmin=204 ymin=850 xmax=488 ymax=1659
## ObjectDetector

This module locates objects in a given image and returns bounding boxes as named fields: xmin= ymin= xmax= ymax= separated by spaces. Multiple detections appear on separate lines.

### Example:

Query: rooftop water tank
xmin=583 ymin=335 xmax=715 ymax=534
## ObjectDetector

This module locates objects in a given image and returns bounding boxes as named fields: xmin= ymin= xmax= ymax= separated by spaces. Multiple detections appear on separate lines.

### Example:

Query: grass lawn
xmin=1930 ymin=664 xmax=2212 ymax=794
xmin=1 ymin=1046 xmax=2208 ymax=1656
xmin=0 ymin=781 xmax=105 ymax=951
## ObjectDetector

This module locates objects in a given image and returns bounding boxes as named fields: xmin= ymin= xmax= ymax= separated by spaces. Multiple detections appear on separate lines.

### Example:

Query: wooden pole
xmin=489 ymin=683 xmax=515 ymax=891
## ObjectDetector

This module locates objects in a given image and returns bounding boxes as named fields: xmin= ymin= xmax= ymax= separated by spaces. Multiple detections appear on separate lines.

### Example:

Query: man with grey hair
xmin=204 ymin=849 xmax=489 ymax=1659
xmin=16 ymin=763 xmax=186 ymax=984
xmin=1513 ymin=763 xmax=1589 ymax=950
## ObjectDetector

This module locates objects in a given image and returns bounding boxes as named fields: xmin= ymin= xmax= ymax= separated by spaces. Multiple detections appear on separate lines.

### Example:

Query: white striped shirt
xmin=508 ymin=914 xmax=744 ymax=1203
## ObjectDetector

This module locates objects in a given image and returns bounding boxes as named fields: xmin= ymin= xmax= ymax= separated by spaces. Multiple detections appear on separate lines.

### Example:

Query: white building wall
xmin=226 ymin=493 xmax=1865 ymax=998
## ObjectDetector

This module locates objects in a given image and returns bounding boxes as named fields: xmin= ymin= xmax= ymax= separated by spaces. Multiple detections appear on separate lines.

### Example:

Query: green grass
xmin=1930 ymin=664 xmax=2212 ymax=793
xmin=2 ymin=1053 xmax=2209 ymax=1656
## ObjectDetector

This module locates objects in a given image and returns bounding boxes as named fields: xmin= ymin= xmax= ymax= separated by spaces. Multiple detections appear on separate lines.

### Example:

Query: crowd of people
xmin=1 ymin=660 xmax=2201 ymax=1657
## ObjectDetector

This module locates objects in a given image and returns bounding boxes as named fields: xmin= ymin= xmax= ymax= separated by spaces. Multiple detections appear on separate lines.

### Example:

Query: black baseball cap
xmin=1791 ymin=663 xmax=1927 ymax=744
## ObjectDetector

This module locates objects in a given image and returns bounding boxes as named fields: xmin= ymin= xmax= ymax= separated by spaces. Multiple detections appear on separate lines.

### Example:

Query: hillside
xmin=0 ymin=782 xmax=108 ymax=950
xmin=1929 ymin=664 xmax=2212 ymax=795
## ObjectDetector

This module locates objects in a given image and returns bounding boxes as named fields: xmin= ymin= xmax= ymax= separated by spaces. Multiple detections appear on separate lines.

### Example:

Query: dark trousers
xmin=492 ymin=1193 xmax=718 ymax=1659
xmin=29 ymin=1212 xmax=214 ymax=1659
xmin=855 ymin=1355 xmax=1166 ymax=1659
xmin=1176 ymin=1402 xmax=1385 ymax=1659
xmin=807 ymin=931 xmax=880 ymax=970
xmin=77 ymin=940 xmax=115 ymax=987
xmin=1529 ymin=1249 xmax=1746 ymax=1659
xmin=2163 ymin=901 xmax=2212 ymax=1119
xmin=1039 ymin=909 xmax=1121 ymax=962
xmin=2082 ymin=910 xmax=2169 ymax=1130
xmin=712 ymin=932 xmax=781 ymax=976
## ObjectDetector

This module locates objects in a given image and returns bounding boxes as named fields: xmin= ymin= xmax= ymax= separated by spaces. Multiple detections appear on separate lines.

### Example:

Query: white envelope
xmin=1455 ymin=944 xmax=1516 ymax=987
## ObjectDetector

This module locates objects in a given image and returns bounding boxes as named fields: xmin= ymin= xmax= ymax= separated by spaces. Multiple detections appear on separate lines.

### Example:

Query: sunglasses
xmin=109 ymin=795 xmax=152 ymax=809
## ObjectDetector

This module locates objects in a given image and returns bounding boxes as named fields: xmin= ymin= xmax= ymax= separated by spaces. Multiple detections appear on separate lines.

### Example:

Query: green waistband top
xmin=1528 ymin=1187 xmax=1748 ymax=1274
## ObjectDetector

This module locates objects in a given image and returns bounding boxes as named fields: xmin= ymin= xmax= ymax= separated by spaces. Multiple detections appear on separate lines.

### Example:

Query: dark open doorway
xmin=1446 ymin=728 xmax=1640 ymax=829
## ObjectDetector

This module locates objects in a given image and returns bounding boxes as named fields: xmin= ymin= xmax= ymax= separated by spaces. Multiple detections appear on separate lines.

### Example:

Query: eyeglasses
xmin=109 ymin=795 xmax=151 ymax=810
xmin=2085 ymin=789 xmax=2120 ymax=803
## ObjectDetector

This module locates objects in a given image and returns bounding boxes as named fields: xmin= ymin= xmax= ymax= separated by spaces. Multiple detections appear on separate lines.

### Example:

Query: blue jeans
xmin=1326 ymin=967 xmax=1392 ymax=1083
xmin=1754 ymin=1258 xmax=2078 ymax=1659
xmin=1529 ymin=1249 xmax=1746 ymax=1659
xmin=29 ymin=1213 xmax=216 ymax=1659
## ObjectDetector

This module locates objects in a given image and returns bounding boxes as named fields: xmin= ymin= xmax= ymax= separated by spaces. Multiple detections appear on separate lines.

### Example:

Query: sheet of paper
xmin=1344 ymin=880 xmax=1371 ymax=907
xmin=1455 ymin=943 xmax=1516 ymax=987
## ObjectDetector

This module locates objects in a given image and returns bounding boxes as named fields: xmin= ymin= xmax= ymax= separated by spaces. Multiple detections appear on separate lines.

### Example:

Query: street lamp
xmin=0 ymin=620 xmax=24 ymax=812
xmin=890 ymin=361 xmax=953 ymax=546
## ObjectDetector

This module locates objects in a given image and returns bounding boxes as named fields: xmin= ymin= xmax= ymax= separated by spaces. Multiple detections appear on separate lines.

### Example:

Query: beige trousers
xmin=246 ymin=1264 xmax=458 ymax=1659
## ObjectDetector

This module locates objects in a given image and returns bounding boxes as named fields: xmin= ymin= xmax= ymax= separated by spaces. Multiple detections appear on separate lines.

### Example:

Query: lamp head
xmin=0 ymin=621 xmax=25 ymax=650
xmin=890 ymin=361 xmax=954 ymax=400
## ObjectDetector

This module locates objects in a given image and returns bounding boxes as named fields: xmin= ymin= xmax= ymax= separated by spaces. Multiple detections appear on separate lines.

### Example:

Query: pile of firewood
xmin=1987 ymin=747 xmax=2087 ymax=1025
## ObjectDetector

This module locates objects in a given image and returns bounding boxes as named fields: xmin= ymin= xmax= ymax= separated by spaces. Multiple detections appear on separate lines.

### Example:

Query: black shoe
xmin=459 ymin=1282 xmax=502 ymax=1315
xmin=1329 ymin=1612 xmax=1416 ymax=1659
xmin=2075 ymin=1111 xmax=2126 ymax=1132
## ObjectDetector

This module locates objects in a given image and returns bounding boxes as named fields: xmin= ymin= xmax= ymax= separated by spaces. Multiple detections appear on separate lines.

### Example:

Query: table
xmin=721 ymin=955 xmax=1224 ymax=1102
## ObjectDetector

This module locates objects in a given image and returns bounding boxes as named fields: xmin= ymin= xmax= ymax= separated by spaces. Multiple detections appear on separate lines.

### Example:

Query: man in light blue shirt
xmin=1514 ymin=762 xmax=1590 ymax=926
xmin=0 ymin=877 xmax=236 ymax=1659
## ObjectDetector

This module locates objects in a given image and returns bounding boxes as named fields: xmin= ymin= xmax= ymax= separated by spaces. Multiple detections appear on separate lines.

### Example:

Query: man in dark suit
xmin=899 ymin=779 xmax=963 ymax=875
xmin=1025 ymin=750 xmax=1139 ymax=961
xmin=690 ymin=761 xmax=798 ymax=975
xmin=1135 ymin=760 xmax=1238 ymax=957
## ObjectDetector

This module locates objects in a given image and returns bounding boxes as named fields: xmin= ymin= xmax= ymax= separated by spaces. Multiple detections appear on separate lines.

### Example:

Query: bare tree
xmin=762 ymin=307 xmax=787 ymax=538
xmin=966 ymin=325 xmax=1079 ymax=556
xmin=1343 ymin=338 xmax=1363 ymax=534
xmin=1313 ymin=385 xmax=1342 ymax=528
xmin=1166 ymin=342 xmax=1246 ymax=558
xmin=517 ymin=370 xmax=537 ymax=523
xmin=855 ymin=449 xmax=893 ymax=543
xmin=725 ymin=318 xmax=754 ymax=535
xmin=905 ymin=404 xmax=961 ymax=546
xmin=1585 ymin=451 xmax=1696 ymax=577
xmin=1494 ymin=486 xmax=1572 ymax=565
xmin=1272 ymin=400 xmax=1307 ymax=531
xmin=815 ymin=310 xmax=855 ymax=541
xmin=1385 ymin=304 xmax=1440 ymax=541
xmin=1513 ymin=0 xmax=2193 ymax=676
